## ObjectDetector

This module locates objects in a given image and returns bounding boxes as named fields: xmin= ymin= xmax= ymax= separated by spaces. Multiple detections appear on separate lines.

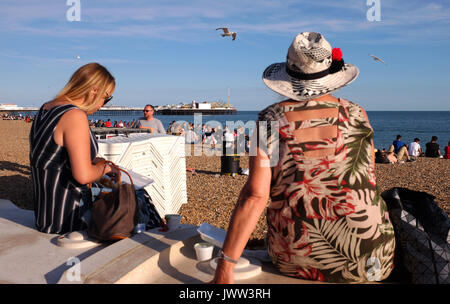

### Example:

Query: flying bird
xmin=369 ymin=54 xmax=386 ymax=64
xmin=216 ymin=27 xmax=237 ymax=41
xmin=76 ymin=55 xmax=81 ymax=59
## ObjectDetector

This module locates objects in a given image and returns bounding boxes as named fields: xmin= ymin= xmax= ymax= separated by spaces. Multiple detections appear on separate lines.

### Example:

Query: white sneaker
xmin=399 ymin=161 xmax=405 ymax=164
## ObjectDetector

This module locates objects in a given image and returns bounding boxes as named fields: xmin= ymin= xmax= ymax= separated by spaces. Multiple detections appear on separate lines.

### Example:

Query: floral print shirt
xmin=258 ymin=98 xmax=395 ymax=283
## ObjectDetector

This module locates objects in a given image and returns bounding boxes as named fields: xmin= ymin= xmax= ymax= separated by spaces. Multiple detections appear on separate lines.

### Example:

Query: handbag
xmin=381 ymin=187 xmax=450 ymax=284
xmin=88 ymin=161 xmax=139 ymax=242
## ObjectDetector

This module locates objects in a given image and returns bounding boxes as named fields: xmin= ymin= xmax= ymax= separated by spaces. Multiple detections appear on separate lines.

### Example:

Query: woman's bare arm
xmin=56 ymin=109 xmax=116 ymax=184
xmin=211 ymin=148 xmax=272 ymax=284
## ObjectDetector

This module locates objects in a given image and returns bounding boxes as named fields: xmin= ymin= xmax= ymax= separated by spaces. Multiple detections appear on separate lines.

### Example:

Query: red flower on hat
xmin=332 ymin=48 xmax=343 ymax=61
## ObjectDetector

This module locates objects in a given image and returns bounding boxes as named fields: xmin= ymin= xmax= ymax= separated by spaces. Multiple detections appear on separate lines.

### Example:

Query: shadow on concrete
xmin=131 ymin=230 xmax=204 ymax=283
xmin=44 ymin=244 xmax=106 ymax=284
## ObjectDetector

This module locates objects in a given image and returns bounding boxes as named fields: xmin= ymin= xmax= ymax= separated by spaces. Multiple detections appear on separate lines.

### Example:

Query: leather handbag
xmin=88 ymin=161 xmax=138 ymax=242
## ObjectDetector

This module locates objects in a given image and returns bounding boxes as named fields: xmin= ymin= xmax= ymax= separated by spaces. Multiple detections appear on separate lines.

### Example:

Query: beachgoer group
xmin=375 ymin=135 xmax=445 ymax=164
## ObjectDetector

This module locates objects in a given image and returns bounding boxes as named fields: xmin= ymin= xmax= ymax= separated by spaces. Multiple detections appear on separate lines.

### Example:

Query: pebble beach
xmin=1 ymin=119 xmax=449 ymax=245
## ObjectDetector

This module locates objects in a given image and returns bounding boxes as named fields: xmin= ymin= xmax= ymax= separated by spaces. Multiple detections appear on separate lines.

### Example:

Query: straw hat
xmin=263 ymin=32 xmax=359 ymax=101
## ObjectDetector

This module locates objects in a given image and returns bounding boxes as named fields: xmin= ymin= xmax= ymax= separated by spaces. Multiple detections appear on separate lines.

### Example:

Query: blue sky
xmin=1 ymin=0 xmax=449 ymax=111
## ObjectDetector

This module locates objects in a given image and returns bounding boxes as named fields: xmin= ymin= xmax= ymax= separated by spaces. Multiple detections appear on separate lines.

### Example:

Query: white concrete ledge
xmin=0 ymin=199 xmax=107 ymax=284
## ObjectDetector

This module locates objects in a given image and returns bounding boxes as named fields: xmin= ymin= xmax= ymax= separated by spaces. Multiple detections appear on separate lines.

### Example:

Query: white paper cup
xmin=194 ymin=242 xmax=214 ymax=261
xmin=165 ymin=214 xmax=182 ymax=230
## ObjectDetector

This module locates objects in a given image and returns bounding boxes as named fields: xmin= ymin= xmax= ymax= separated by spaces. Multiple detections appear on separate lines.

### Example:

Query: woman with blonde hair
xmin=211 ymin=32 xmax=395 ymax=283
xmin=29 ymin=63 xmax=119 ymax=234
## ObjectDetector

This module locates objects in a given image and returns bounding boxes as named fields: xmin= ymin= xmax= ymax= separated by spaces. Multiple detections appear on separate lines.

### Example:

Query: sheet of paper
xmin=118 ymin=166 xmax=154 ymax=189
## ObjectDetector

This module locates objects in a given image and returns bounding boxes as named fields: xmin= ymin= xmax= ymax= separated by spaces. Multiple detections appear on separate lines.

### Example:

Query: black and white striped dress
xmin=29 ymin=104 xmax=98 ymax=234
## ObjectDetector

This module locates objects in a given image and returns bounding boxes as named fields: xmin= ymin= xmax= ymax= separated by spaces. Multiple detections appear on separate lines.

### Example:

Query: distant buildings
xmin=0 ymin=103 xmax=24 ymax=110
xmin=159 ymin=101 xmax=233 ymax=110
xmin=156 ymin=101 xmax=237 ymax=115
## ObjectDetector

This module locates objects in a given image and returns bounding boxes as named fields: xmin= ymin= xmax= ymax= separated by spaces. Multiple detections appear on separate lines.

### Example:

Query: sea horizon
xmin=3 ymin=109 xmax=449 ymax=152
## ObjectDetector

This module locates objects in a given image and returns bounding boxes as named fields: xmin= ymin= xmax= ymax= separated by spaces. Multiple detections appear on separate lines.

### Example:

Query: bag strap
xmin=92 ymin=160 xmax=135 ymax=188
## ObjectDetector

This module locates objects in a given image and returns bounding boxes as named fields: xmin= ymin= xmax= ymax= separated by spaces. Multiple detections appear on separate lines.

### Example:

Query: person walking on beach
xmin=29 ymin=63 xmax=119 ymax=234
xmin=210 ymin=32 xmax=395 ymax=284
xmin=425 ymin=136 xmax=441 ymax=158
xmin=408 ymin=138 xmax=422 ymax=159
xmin=388 ymin=135 xmax=413 ymax=162
xmin=134 ymin=104 xmax=165 ymax=134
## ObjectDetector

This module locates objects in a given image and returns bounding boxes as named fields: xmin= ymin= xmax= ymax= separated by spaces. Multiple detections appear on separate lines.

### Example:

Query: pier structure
xmin=1 ymin=105 xmax=237 ymax=116
xmin=157 ymin=108 xmax=237 ymax=115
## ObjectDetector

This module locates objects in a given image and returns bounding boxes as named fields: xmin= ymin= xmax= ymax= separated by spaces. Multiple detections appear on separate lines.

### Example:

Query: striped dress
xmin=29 ymin=104 xmax=98 ymax=234
xmin=258 ymin=98 xmax=396 ymax=283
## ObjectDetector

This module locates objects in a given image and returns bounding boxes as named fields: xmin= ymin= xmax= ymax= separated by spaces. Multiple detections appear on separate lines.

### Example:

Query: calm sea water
xmin=89 ymin=110 xmax=449 ymax=151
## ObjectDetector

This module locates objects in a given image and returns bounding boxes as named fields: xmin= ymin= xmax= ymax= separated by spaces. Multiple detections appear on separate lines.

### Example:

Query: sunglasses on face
xmin=144 ymin=109 xmax=154 ymax=113
xmin=103 ymin=93 xmax=113 ymax=105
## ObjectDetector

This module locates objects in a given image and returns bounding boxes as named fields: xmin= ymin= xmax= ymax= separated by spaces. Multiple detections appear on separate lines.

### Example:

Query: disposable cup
xmin=165 ymin=214 xmax=182 ymax=229
xmin=194 ymin=242 xmax=214 ymax=262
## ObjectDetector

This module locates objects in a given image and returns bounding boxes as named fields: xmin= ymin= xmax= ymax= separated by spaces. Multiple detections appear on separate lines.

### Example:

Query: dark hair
xmin=414 ymin=138 xmax=420 ymax=142
xmin=396 ymin=135 xmax=402 ymax=140
xmin=432 ymin=136 xmax=438 ymax=141
xmin=144 ymin=104 xmax=154 ymax=110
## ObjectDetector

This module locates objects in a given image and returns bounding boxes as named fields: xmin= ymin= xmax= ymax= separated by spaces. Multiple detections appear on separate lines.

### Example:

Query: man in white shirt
xmin=408 ymin=138 xmax=422 ymax=159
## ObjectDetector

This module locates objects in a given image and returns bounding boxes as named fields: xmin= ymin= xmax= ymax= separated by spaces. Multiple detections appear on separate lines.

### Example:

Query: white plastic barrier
xmin=97 ymin=133 xmax=187 ymax=217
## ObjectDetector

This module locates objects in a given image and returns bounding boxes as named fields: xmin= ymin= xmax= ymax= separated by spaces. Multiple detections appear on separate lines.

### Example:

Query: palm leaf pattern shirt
xmin=258 ymin=98 xmax=395 ymax=283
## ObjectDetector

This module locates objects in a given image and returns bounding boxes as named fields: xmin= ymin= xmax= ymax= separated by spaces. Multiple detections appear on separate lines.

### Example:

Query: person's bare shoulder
xmin=58 ymin=108 xmax=89 ymax=130
xmin=60 ymin=107 xmax=88 ymax=121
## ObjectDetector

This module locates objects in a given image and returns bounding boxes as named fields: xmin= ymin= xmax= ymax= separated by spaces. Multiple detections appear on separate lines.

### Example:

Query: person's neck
xmin=146 ymin=117 xmax=154 ymax=121
xmin=280 ymin=94 xmax=338 ymax=105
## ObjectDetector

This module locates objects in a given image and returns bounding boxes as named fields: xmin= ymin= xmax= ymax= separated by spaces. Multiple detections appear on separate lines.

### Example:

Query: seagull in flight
xmin=216 ymin=27 xmax=237 ymax=41
xmin=369 ymin=54 xmax=386 ymax=64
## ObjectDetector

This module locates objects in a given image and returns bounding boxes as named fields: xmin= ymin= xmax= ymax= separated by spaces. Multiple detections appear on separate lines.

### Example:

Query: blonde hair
xmin=56 ymin=63 xmax=115 ymax=112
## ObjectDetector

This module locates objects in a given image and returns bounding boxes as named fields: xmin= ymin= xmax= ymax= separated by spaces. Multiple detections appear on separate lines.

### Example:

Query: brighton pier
xmin=0 ymin=104 xmax=237 ymax=116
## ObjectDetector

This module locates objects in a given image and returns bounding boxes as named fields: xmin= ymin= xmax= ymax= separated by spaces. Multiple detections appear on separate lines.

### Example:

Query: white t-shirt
xmin=408 ymin=142 xmax=421 ymax=156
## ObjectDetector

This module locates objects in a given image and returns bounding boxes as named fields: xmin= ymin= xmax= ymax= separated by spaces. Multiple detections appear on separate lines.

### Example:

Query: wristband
xmin=218 ymin=249 xmax=238 ymax=264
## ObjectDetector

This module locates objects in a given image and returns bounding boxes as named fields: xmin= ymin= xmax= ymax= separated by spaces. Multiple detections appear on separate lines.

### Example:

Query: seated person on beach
xmin=133 ymin=104 xmax=165 ymax=134
xmin=211 ymin=32 xmax=395 ymax=284
xmin=425 ymin=136 xmax=441 ymax=158
xmin=408 ymin=138 xmax=422 ymax=159
xmin=29 ymin=63 xmax=119 ymax=234
xmin=445 ymin=142 xmax=450 ymax=159
xmin=375 ymin=149 xmax=397 ymax=164
xmin=388 ymin=135 xmax=413 ymax=162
